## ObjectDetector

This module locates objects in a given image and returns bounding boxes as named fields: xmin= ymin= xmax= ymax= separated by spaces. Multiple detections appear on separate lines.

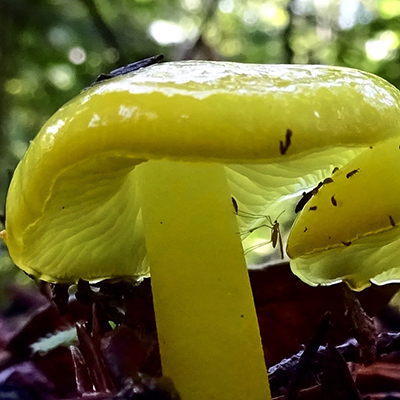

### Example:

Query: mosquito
xmin=233 ymin=203 xmax=285 ymax=259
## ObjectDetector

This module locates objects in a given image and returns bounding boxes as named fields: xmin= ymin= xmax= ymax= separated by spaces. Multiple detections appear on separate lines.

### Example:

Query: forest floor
xmin=0 ymin=262 xmax=400 ymax=400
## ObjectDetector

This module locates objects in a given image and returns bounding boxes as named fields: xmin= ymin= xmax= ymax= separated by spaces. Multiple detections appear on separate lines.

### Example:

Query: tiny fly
xmin=234 ymin=208 xmax=285 ymax=259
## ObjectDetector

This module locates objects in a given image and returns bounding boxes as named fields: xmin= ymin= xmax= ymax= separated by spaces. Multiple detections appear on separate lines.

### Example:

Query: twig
xmin=321 ymin=344 xmax=362 ymax=400
xmin=282 ymin=0 xmax=295 ymax=64
xmin=80 ymin=0 xmax=128 ymax=64
xmin=182 ymin=0 xmax=220 ymax=60
xmin=70 ymin=345 xmax=93 ymax=394
xmin=343 ymin=285 xmax=377 ymax=365
xmin=269 ymin=332 xmax=400 ymax=393
xmin=284 ymin=312 xmax=332 ymax=400
xmin=91 ymin=55 xmax=164 ymax=86
xmin=76 ymin=322 xmax=116 ymax=392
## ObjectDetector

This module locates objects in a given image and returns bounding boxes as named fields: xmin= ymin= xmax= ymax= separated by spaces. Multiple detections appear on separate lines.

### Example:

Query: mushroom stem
xmin=136 ymin=159 xmax=270 ymax=400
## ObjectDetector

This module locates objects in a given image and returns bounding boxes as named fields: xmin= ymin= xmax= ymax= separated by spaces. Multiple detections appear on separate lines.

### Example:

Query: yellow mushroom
xmin=3 ymin=61 xmax=400 ymax=400
xmin=287 ymin=136 xmax=400 ymax=290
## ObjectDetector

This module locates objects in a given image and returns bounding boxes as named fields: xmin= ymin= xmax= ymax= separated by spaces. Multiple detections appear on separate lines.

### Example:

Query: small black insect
xmin=346 ymin=168 xmax=360 ymax=179
xmin=231 ymin=197 xmax=239 ymax=214
xmin=312 ymin=181 xmax=324 ymax=195
xmin=332 ymin=167 xmax=339 ymax=174
xmin=279 ymin=129 xmax=293 ymax=155
xmin=342 ymin=241 xmax=351 ymax=247
xmin=323 ymin=177 xmax=334 ymax=185
xmin=389 ymin=215 xmax=396 ymax=227
xmin=90 ymin=54 xmax=164 ymax=87
xmin=295 ymin=181 xmax=323 ymax=213
xmin=309 ymin=206 xmax=317 ymax=211
xmin=295 ymin=191 xmax=314 ymax=213
xmin=331 ymin=195 xmax=337 ymax=206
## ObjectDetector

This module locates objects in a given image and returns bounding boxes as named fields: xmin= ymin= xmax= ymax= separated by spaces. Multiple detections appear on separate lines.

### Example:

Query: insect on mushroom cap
xmin=287 ymin=136 xmax=400 ymax=290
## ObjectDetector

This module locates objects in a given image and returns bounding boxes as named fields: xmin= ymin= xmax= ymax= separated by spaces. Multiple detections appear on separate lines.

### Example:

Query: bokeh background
xmin=1 ymin=0 xmax=400 ymax=298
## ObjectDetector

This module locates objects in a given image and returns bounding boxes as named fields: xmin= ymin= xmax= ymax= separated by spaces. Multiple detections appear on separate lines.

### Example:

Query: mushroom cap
xmin=287 ymin=136 xmax=400 ymax=290
xmin=4 ymin=61 xmax=400 ymax=282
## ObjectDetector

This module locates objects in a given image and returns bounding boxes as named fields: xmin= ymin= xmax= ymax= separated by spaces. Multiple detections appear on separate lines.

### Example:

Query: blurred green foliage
xmin=1 ymin=0 xmax=400 ymax=293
